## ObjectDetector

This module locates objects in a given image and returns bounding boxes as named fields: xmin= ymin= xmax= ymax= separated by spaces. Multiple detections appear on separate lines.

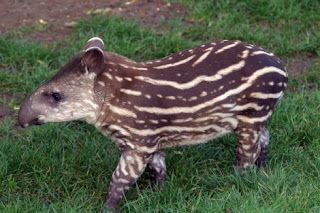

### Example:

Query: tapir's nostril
xmin=20 ymin=123 xmax=29 ymax=128
xmin=29 ymin=118 xmax=43 ymax=126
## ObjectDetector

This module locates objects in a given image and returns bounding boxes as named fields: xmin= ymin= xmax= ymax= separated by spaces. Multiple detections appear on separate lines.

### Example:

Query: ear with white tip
xmin=82 ymin=37 xmax=105 ymax=74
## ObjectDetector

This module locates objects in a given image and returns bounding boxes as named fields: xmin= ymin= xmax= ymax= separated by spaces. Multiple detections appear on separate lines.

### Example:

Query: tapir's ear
xmin=82 ymin=37 xmax=105 ymax=74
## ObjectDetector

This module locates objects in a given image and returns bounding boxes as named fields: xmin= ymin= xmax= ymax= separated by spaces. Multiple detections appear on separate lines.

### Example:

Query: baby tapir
xmin=18 ymin=37 xmax=288 ymax=211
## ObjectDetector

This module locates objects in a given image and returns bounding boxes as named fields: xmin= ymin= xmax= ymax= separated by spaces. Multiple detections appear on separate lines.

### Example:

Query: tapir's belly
xmin=159 ymin=117 xmax=238 ymax=149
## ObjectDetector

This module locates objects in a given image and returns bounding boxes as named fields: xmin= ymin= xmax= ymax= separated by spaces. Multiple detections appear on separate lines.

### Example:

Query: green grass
xmin=1 ymin=1 xmax=320 ymax=212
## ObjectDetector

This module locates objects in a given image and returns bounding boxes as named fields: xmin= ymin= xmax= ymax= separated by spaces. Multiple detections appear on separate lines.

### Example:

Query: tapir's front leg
xmin=102 ymin=150 xmax=152 ymax=211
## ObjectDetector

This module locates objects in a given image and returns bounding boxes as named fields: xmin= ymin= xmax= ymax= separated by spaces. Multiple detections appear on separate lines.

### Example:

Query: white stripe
xmin=124 ymin=123 xmax=225 ymax=136
xmin=153 ymin=55 xmax=196 ymax=69
xmin=220 ymin=117 xmax=239 ymax=128
xmin=119 ymin=63 xmax=148 ymax=70
xmin=251 ymin=51 xmax=274 ymax=56
xmin=172 ymin=117 xmax=193 ymax=123
xmin=134 ymin=66 xmax=286 ymax=115
xmin=136 ymin=145 xmax=158 ymax=154
xmin=236 ymin=111 xmax=273 ymax=124
xmin=109 ymin=124 xmax=131 ymax=136
xmin=215 ymin=42 xmax=239 ymax=54
xmin=231 ymin=103 xmax=264 ymax=111
xmin=222 ymin=103 xmax=236 ymax=108
xmin=119 ymin=156 xmax=129 ymax=176
xmin=250 ymin=92 xmax=283 ymax=99
xmin=120 ymin=89 xmax=142 ymax=96
xmin=193 ymin=113 xmax=234 ymax=123
xmin=192 ymin=47 xmax=213 ymax=67
xmin=109 ymin=105 xmax=137 ymax=118
xmin=136 ymin=60 xmax=245 ymax=90
xmin=117 ymin=178 xmax=130 ymax=184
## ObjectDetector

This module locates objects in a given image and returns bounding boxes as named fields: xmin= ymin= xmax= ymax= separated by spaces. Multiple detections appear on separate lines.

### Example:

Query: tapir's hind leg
xmin=234 ymin=122 xmax=270 ymax=171
xmin=234 ymin=122 xmax=262 ymax=171
xmin=255 ymin=127 xmax=270 ymax=169
xmin=147 ymin=150 xmax=166 ymax=190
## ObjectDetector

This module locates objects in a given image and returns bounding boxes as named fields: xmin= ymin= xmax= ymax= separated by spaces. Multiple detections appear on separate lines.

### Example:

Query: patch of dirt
xmin=0 ymin=0 xmax=187 ymax=43
xmin=284 ymin=54 xmax=317 ymax=76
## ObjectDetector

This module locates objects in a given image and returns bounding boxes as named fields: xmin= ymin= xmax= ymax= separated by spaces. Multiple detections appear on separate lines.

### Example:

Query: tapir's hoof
xmin=100 ymin=204 xmax=116 ymax=213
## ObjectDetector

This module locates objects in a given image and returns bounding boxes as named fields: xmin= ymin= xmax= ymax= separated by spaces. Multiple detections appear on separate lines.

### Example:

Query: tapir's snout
xmin=18 ymin=97 xmax=43 ymax=128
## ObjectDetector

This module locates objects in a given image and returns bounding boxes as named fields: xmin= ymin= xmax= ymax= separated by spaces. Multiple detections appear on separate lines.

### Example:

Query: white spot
xmin=166 ymin=96 xmax=176 ymax=100
xmin=242 ymin=144 xmax=251 ymax=150
xmin=150 ymin=120 xmax=159 ymax=124
xmin=241 ymin=133 xmax=250 ymax=138
xmin=240 ymin=50 xmax=250 ymax=59
xmin=97 ymin=81 xmax=105 ymax=87
xmin=200 ymin=91 xmax=207 ymax=97
xmin=188 ymin=96 xmax=197 ymax=101
xmin=124 ymin=77 xmax=133 ymax=81
xmin=115 ymin=76 xmax=123 ymax=82
xmin=103 ymin=72 xmax=113 ymax=80
xmin=136 ymin=120 xmax=145 ymax=124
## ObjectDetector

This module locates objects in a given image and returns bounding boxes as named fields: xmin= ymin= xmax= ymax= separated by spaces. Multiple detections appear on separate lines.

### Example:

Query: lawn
xmin=0 ymin=0 xmax=320 ymax=212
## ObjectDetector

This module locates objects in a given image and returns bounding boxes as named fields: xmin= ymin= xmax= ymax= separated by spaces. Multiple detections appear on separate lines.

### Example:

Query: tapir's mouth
xmin=20 ymin=117 xmax=44 ymax=128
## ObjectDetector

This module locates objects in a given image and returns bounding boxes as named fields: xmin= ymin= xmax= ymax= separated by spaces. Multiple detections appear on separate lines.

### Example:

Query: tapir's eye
xmin=52 ymin=92 xmax=62 ymax=102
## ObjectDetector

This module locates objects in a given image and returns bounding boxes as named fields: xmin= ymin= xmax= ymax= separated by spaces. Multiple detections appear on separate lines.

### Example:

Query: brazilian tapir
xmin=18 ymin=37 xmax=287 ymax=211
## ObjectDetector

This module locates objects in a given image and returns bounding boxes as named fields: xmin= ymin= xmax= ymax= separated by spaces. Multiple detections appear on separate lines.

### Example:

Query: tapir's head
xmin=18 ymin=37 xmax=106 ymax=128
